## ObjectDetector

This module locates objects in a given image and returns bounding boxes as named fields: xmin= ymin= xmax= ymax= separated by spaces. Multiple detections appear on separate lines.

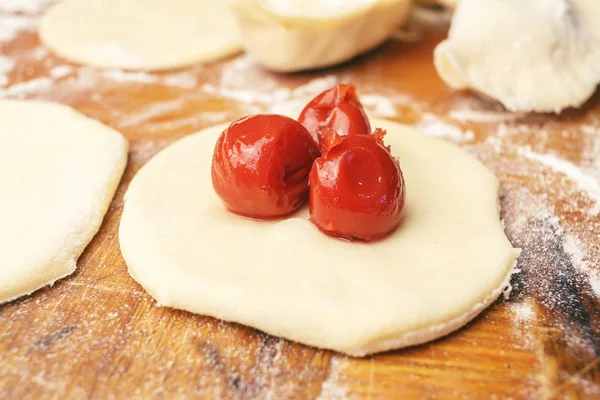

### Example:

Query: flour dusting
xmin=416 ymin=113 xmax=475 ymax=142
xmin=517 ymin=146 xmax=600 ymax=215
xmin=589 ymin=275 xmax=600 ymax=299
xmin=49 ymin=65 xmax=74 ymax=79
xmin=0 ymin=14 xmax=38 ymax=42
xmin=316 ymin=358 xmax=351 ymax=400
xmin=86 ymin=43 xmax=143 ymax=66
xmin=0 ymin=0 xmax=50 ymax=13
xmin=0 ymin=55 xmax=15 ymax=86
xmin=361 ymin=94 xmax=399 ymax=118
xmin=201 ymin=55 xmax=404 ymax=120
xmin=449 ymin=109 xmax=525 ymax=123
xmin=563 ymin=234 xmax=600 ymax=300
xmin=99 ymin=68 xmax=199 ymax=88
xmin=0 ymin=77 xmax=52 ymax=97
xmin=510 ymin=301 xmax=535 ymax=325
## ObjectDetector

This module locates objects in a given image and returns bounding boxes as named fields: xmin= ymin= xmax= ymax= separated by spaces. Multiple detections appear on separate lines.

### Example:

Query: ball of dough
xmin=0 ymin=101 xmax=128 ymax=304
xmin=228 ymin=0 xmax=412 ymax=72
xmin=119 ymin=118 xmax=520 ymax=356
xmin=434 ymin=0 xmax=600 ymax=113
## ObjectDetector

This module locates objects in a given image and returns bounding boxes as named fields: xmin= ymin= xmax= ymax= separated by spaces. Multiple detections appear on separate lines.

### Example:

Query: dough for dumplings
xmin=229 ymin=0 xmax=412 ymax=72
xmin=40 ymin=0 xmax=242 ymax=70
xmin=119 ymin=118 xmax=519 ymax=356
xmin=0 ymin=101 xmax=128 ymax=304
xmin=435 ymin=0 xmax=600 ymax=113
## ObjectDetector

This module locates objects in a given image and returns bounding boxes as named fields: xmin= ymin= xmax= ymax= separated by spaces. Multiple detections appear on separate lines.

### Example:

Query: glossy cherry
xmin=212 ymin=114 xmax=319 ymax=219
xmin=309 ymin=128 xmax=405 ymax=241
xmin=298 ymin=84 xmax=371 ymax=150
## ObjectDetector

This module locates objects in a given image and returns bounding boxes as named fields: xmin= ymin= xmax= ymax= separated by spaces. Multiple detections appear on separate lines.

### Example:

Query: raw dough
xmin=40 ymin=0 xmax=242 ymax=71
xmin=119 ymin=118 xmax=519 ymax=356
xmin=434 ymin=0 xmax=600 ymax=113
xmin=229 ymin=0 xmax=411 ymax=72
xmin=0 ymin=101 xmax=128 ymax=304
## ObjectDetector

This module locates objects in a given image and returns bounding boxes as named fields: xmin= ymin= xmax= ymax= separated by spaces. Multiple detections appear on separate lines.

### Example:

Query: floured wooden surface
xmin=0 ymin=3 xmax=599 ymax=399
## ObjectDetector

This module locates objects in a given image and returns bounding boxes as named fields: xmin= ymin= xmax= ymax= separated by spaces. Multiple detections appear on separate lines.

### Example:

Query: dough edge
xmin=127 ymin=257 xmax=519 ymax=356
xmin=343 ymin=257 xmax=519 ymax=356
xmin=0 ymin=262 xmax=76 ymax=305
xmin=120 ymin=118 xmax=520 ymax=356
xmin=0 ymin=100 xmax=129 ymax=304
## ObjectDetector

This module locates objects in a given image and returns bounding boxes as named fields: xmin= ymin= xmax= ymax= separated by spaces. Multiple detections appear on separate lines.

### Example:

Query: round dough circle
xmin=0 ymin=100 xmax=128 ymax=304
xmin=119 ymin=118 xmax=519 ymax=356
xmin=40 ymin=0 xmax=242 ymax=71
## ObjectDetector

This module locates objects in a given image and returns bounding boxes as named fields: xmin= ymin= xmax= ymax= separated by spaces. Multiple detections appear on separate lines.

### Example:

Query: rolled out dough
xmin=119 ymin=118 xmax=519 ymax=356
xmin=39 ymin=0 xmax=242 ymax=71
xmin=0 ymin=101 xmax=128 ymax=304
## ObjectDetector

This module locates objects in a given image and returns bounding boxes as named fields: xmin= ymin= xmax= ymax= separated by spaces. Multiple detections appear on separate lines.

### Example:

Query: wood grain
xmin=1 ymin=8 xmax=599 ymax=399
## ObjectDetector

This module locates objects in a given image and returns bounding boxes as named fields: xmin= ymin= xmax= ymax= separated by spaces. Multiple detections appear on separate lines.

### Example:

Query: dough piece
xmin=40 ymin=0 xmax=242 ymax=71
xmin=229 ymin=0 xmax=411 ymax=72
xmin=434 ymin=0 xmax=600 ymax=113
xmin=0 ymin=101 xmax=128 ymax=304
xmin=119 ymin=118 xmax=519 ymax=356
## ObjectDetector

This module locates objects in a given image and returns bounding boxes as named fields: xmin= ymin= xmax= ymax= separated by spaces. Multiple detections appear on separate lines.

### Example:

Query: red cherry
xmin=299 ymin=84 xmax=371 ymax=151
xmin=309 ymin=128 xmax=405 ymax=241
xmin=211 ymin=114 xmax=319 ymax=219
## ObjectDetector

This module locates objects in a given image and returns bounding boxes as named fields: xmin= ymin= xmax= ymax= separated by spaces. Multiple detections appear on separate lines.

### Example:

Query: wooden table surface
xmin=1 ymin=5 xmax=599 ymax=399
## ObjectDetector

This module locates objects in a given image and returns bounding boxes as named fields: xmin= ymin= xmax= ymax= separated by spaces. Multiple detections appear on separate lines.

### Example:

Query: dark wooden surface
xmin=0 ymin=6 xmax=599 ymax=399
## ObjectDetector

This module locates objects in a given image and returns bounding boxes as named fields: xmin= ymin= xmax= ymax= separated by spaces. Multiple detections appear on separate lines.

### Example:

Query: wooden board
xmin=1 ymin=6 xmax=599 ymax=399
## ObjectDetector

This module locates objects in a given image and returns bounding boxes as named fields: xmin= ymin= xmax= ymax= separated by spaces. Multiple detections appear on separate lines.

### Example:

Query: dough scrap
xmin=229 ymin=0 xmax=411 ymax=72
xmin=40 ymin=0 xmax=242 ymax=71
xmin=434 ymin=0 xmax=600 ymax=113
xmin=0 ymin=101 xmax=128 ymax=304
xmin=120 ymin=118 xmax=519 ymax=356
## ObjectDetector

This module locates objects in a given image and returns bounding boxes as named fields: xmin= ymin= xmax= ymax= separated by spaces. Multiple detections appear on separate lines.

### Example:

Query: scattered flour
xmin=203 ymin=73 xmax=338 ymax=117
xmin=510 ymin=301 xmax=535 ymax=325
xmin=517 ymin=147 xmax=600 ymax=215
xmin=449 ymin=109 xmax=525 ymax=123
xmin=61 ymin=67 xmax=200 ymax=90
xmin=0 ymin=77 xmax=53 ymax=97
xmin=95 ymin=68 xmax=198 ymax=89
xmin=162 ymin=73 xmax=198 ymax=89
xmin=203 ymin=55 xmax=405 ymax=120
xmin=117 ymin=99 xmax=188 ymax=128
xmin=85 ymin=43 xmax=143 ymax=66
xmin=0 ymin=0 xmax=50 ymax=13
xmin=416 ymin=113 xmax=475 ymax=142
xmin=291 ymin=76 xmax=339 ymax=98
xmin=316 ymin=358 xmax=351 ymax=400
xmin=360 ymin=94 xmax=398 ymax=118
xmin=563 ymin=234 xmax=600 ymax=300
xmin=101 ymin=69 xmax=159 ymax=85
xmin=49 ymin=65 xmax=73 ymax=79
xmin=102 ymin=69 xmax=198 ymax=88
xmin=0 ymin=14 xmax=38 ymax=42
xmin=0 ymin=55 xmax=15 ymax=86
xmin=33 ymin=46 xmax=49 ymax=61
xmin=589 ymin=275 xmax=600 ymax=299
xmin=562 ymin=234 xmax=589 ymax=272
